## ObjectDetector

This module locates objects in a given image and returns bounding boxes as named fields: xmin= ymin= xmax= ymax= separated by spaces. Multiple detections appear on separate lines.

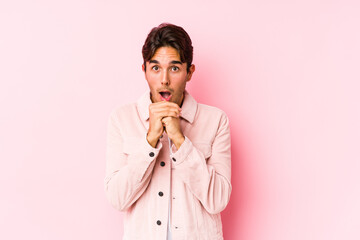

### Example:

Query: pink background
xmin=1 ymin=0 xmax=359 ymax=239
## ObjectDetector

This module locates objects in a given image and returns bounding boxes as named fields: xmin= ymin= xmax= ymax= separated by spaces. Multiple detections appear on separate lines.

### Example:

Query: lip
xmin=159 ymin=90 xmax=172 ymax=101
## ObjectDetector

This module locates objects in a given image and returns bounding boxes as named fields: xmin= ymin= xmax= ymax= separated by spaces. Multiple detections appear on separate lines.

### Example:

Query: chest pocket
xmin=192 ymin=142 xmax=212 ymax=160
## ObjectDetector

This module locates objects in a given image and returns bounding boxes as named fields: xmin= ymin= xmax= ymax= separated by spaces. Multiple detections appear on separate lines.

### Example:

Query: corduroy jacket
xmin=104 ymin=90 xmax=232 ymax=240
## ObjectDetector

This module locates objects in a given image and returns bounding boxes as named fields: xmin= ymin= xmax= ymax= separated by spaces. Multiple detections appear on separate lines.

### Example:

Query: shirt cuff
xmin=170 ymin=136 xmax=192 ymax=166
xmin=140 ymin=133 xmax=163 ymax=161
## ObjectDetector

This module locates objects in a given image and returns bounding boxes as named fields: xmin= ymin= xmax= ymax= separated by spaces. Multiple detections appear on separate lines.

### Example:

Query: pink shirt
xmin=104 ymin=90 xmax=232 ymax=240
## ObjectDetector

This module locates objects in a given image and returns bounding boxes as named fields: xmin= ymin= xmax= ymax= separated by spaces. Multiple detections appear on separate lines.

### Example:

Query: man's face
xmin=142 ymin=46 xmax=195 ymax=106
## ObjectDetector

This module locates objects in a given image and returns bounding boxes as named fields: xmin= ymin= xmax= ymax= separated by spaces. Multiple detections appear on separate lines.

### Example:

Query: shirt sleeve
xmin=103 ymin=109 xmax=162 ymax=211
xmin=170 ymin=112 xmax=232 ymax=214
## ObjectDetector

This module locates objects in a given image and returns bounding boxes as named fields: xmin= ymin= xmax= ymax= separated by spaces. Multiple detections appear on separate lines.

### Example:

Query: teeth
xmin=160 ymin=92 xmax=171 ymax=98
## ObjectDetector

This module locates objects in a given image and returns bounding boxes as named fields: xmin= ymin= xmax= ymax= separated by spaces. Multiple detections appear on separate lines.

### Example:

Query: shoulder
xmin=190 ymin=102 xmax=230 ymax=142
xmin=197 ymin=103 xmax=229 ymax=121
xmin=194 ymin=103 xmax=230 ymax=132
xmin=108 ymin=102 xmax=138 ymax=121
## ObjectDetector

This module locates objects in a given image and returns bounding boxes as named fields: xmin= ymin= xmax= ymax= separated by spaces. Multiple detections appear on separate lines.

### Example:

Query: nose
xmin=161 ymin=70 xmax=170 ymax=85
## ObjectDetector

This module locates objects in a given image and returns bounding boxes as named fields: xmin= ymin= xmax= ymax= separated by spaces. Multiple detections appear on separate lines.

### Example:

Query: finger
xmin=161 ymin=117 xmax=171 ymax=126
xmin=152 ymin=107 xmax=180 ymax=114
xmin=151 ymin=108 xmax=181 ymax=117
xmin=149 ymin=106 xmax=181 ymax=116
xmin=161 ymin=116 xmax=179 ymax=123
xmin=151 ymin=106 xmax=181 ymax=114
xmin=151 ymin=101 xmax=182 ymax=111
xmin=158 ymin=111 xmax=180 ymax=119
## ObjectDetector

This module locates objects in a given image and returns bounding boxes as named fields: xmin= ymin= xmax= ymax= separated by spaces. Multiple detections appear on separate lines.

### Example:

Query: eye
xmin=152 ymin=65 xmax=159 ymax=71
xmin=171 ymin=66 xmax=179 ymax=71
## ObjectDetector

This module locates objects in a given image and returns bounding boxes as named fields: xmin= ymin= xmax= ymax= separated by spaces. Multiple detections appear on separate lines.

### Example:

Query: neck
xmin=179 ymin=92 xmax=185 ymax=107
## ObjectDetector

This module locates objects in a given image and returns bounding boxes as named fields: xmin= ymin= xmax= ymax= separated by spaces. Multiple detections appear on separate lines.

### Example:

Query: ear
xmin=142 ymin=64 xmax=145 ymax=73
xmin=186 ymin=64 xmax=195 ymax=82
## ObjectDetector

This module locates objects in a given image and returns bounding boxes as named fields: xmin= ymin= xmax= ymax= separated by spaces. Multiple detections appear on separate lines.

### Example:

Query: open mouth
xmin=159 ymin=91 xmax=172 ymax=101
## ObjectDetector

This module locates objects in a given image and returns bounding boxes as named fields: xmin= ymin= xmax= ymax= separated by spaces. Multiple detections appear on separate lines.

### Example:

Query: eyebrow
xmin=149 ymin=60 xmax=183 ymax=65
xmin=170 ymin=60 xmax=183 ymax=65
xmin=149 ymin=60 xmax=159 ymax=64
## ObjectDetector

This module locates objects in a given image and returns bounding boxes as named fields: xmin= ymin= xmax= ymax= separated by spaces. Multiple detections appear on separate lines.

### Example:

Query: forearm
xmin=171 ymin=133 xmax=185 ymax=150
xmin=171 ymin=137 xmax=232 ymax=214
xmin=104 ymin=158 xmax=156 ymax=211
xmin=146 ymin=131 xmax=161 ymax=148
xmin=106 ymin=111 xmax=163 ymax=211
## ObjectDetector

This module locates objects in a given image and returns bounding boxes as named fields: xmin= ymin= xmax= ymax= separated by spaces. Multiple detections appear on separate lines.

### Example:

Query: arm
xmin=103 ymin=109 xmax=162 ymax=211
xmin=171 ymin=112 xmax=232 ymax=214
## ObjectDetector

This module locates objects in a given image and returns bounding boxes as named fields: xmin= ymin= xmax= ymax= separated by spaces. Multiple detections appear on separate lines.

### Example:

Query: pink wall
xmin=1 ymin=0 xmax=359 ymax=239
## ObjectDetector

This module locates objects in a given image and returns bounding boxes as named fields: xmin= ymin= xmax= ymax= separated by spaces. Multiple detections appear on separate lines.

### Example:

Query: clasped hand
xmin=146 ymin=101 xmax=185 ymax=149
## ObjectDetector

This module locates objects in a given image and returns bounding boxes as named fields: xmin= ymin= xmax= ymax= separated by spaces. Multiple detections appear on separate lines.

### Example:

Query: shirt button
xmin=160 ymin=161 xmax=165 ymax=167
xmin=158 ymin=191 xmax=163 ymax=197
xmin=172 ymin=157 xmax=176 ymax=162
xmin=149 ymin=152 xmax=155 ymax=157
xmin=157 ymin=220 xmax=161 ymax=225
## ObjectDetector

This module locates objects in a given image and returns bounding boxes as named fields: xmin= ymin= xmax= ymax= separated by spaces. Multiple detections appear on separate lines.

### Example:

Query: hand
xmin=146 ymin=101 xmax=181 ymax=148
xmin=161 ymin=116 xmax=185 ymax=149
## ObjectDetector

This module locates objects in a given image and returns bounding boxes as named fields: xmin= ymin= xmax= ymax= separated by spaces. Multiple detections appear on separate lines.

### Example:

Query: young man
xmin=104 ymin=23 xmax=232 ymax=240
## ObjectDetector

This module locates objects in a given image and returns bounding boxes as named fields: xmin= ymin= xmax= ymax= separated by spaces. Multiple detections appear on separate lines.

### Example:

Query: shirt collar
xmin=137 ymin=90 xmax=198 ymax=124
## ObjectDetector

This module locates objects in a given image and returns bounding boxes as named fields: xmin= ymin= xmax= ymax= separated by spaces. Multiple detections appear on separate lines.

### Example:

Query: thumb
xmin=161 ymin=116 xmax=170 ymax=124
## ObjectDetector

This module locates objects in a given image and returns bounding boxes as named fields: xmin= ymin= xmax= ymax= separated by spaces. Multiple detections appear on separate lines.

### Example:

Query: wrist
xmin=172 ymin=134 xmax=185 ymax=150
xmin=146 ymin=131 xmax=161 ymax=148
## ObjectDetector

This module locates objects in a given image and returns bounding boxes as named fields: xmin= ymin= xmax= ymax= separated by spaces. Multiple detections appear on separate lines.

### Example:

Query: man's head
xmin=142 ymin=23 xmax=195 ymax=106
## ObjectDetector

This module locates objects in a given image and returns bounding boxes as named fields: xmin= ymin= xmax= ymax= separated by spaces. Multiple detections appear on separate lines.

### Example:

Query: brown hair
xmin=142 ymin=23 xmax=193 ymax=72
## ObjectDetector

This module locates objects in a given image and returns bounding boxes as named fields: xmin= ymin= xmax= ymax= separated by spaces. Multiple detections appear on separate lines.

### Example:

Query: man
xmin=104 ymin=23 xmax=231 ymax=240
